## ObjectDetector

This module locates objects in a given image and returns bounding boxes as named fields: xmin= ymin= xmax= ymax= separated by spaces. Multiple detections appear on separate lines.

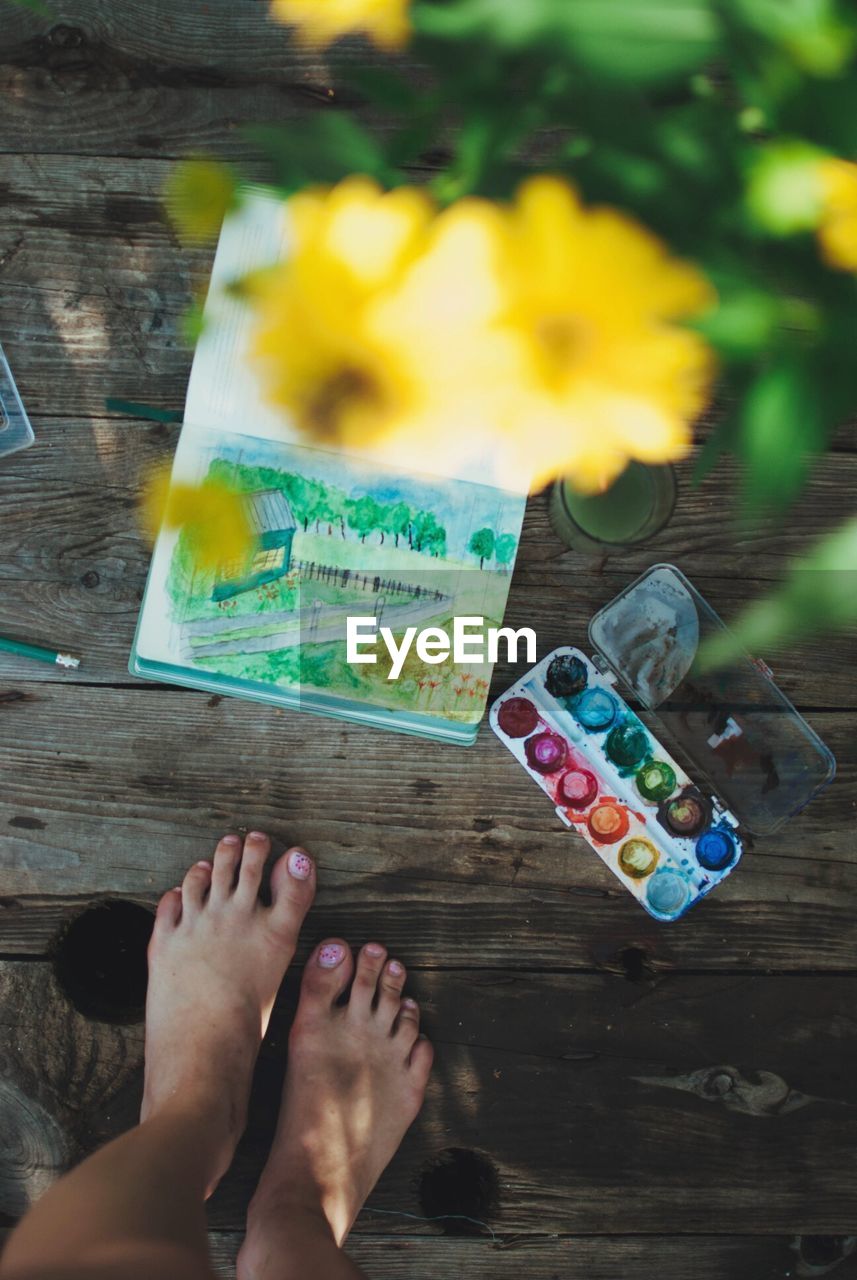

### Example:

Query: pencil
xmin=0 ymin=636 xmax=81 ymax=669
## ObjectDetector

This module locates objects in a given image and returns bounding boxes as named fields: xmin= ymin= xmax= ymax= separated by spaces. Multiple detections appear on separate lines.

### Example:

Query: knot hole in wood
xmin=619 ymin=945 xmax=651 ymax=982
xmin=794 ymin=1235 xmax=857 ymax=1277
xmin=51 ymin=900 xmax=154 ymax=1024
xmin=417 ymin=1147 xmax=501 ymax=1235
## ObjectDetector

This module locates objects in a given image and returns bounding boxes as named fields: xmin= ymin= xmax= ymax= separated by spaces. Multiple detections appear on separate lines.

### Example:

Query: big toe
xmin=296 ymin=938 xmax=354 ymax=1014
xmin=268 ymin=846 xmax=317 ymax=947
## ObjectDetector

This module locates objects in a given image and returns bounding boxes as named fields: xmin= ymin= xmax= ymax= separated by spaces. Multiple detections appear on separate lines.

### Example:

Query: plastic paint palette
xmin=491 ymin=648 xmax=743 ymax=921
xmin=490 ymin=565 xmax=836 ymax=922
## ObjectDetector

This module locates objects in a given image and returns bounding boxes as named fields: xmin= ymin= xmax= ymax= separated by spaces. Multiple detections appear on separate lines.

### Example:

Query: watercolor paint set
xmin=0 ymin=342 xmax=34 ymax=460
xmin=491 ymin=565 xmax=836 ymax=921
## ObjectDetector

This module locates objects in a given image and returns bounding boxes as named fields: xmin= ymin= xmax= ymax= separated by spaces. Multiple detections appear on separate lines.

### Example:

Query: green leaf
xmin=698 ymin=516 xmax=857 ymax=669
xmin=182 ymin=299 xmax=207 ymax=347
xmin=739 ymin=359 xmax=825 ymax=510
xmin=164 ymin=160 xmax=239 ymax=243
xmin=723 ymin=0 xmax=855 ymax=76
xmin=694 ymin=283 xmax=781 ymax=358
xmin=691 ymin=398 xmax=743 ymax=485
xmin=556 ymin=0 xmax=723 ymax=83
xmin=415 ymin=0 xmax=722 ymax=85
xmin=343 ymin=65 xmax=421 ymax=112
xmin=782 ymin=77 xmax=857 ymax=152
xmin=744 ymin=139 xmax=827 ymax=236
xmin=385 ymin=117 xmax=439 ymax=169
xmin=244 ymin=116 xmax=400 ymax=192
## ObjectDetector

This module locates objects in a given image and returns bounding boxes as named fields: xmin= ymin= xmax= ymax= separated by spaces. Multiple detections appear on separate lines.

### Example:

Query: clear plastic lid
xmin=0 ymin=342 xmax=34 ymax=459
xmin=588 ymin=564 xmax=836 ymax=836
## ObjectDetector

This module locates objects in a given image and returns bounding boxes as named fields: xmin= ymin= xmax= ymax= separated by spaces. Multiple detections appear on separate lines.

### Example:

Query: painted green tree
xmin=469 ymin=527 xmax=495 ymax=568
xmin=413 ymin=510 xmax=446 ymax=556
xmin=494 ymin=532 xmax=517 ymax=572
xmin=347 ymin=493 xmax=383 ymax=543
xmin=386 ymin=500 xmax=412 ymax=548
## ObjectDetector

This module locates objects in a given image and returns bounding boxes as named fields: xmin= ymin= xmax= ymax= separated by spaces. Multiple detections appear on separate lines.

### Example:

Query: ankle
xmin=139 ymin=1093 xmax=246 ymax=1194
xmin=249 ymin=1179 xmax=347 ymax=1248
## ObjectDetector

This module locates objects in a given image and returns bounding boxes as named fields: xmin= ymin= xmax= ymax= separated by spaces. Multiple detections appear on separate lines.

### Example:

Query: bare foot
xmin=239 ymin=939 xmax=433 ymax=1274
xmin=142 ymin=832 xmax=316 ymax=1193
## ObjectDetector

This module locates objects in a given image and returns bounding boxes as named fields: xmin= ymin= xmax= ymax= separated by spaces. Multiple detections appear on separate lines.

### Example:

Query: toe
xmin=181 ymin=860 xmax=212 ymax=914
xmin=349 ymin=943 xmax=387 ymax=1017
xmin=295 ymin=938 xmax=354 ymax=1016
xmin=268 ymin=847 xmax=316 ymax=948
xmin=377 ymin=959 xmax=406 ymax=1028
xmin=211 ymin=834 xmax=242 ymax=900
xmin=408 ymin=1036 xmax=434 ymax=1088
xmin=234 ymin=831 xmax=270 ymax=905
xmin=151 ymin=887 xmax=182 ymax=942
xmin=394 ymin=997 xmax=421 ymax=1052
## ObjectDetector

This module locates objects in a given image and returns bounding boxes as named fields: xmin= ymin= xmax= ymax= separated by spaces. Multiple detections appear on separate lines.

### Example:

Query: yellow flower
xmin=247 ymin=175 xmax=713 ymax=495
xmin=271 ymin=0 xmax=410 ymax=49
xmin=251 ymin=178 xmax=523 ymax=477
xmin=497 ymin=176 xmax=715 ymax=491
xmin=250 ymin=178 xmax=434 ymax=446
xmin=142 ymin=469 xmax=254 ymax=569
xmin=817 ymin=157 xmax=857 ymax=272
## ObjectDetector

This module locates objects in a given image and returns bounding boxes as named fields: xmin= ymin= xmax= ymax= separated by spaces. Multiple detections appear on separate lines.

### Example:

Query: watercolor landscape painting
xmin=152 ymin=433 xmax=526 ymax=725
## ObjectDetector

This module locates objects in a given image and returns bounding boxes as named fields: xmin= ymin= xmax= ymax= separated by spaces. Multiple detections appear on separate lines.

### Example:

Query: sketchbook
xmin=130 ymin=192 xmax=527 ymax=744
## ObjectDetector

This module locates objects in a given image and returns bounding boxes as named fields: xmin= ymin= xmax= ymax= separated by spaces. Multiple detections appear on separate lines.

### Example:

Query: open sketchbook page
xmin=134 ymin=191 xmax=528 ymax=734
xmin=183 ymin=189 xmax=532 ymax=492
xmin=135 ymin=425 xmax=526 ymax=728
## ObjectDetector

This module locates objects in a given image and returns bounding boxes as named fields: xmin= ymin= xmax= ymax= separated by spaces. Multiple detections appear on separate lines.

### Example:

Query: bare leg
xmin=238 ymin=939 xmax=434 ymax=1280
xmin=1 ymin=832 xmax=316 ymax=1280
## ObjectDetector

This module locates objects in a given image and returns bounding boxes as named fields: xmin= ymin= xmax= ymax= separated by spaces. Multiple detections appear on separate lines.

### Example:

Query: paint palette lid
xmin=588 ymin=564 xmax=836 ymax=836
xmin=0 ymin=342 xmax=34 ymax=460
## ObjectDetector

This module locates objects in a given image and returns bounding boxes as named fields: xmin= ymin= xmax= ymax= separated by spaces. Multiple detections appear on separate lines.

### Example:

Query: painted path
xmin=183 ymin=591 xmax=451 ymax=660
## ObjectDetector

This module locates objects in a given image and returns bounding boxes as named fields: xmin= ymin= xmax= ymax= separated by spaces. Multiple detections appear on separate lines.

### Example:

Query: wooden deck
xmin=1 ymin=5 xmax=856 ymax=1277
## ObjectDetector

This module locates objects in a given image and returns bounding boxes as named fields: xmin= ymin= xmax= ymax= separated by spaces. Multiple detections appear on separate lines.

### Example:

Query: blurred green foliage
xmin=183 ymin=0 xmax=857 ymax=656
xmin=4 ymin=0 xmax=54 ymax=13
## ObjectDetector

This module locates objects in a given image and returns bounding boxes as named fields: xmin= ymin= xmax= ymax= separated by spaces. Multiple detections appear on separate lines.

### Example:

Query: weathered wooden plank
xmin=0 ymin=1229 xmax=826 ymax=1280
xmin=207 ymin=1231 xmax=818 ymax=1280
xmin=0 ymin=0 xmax=337 ymax=74
xmin=3 ymin=962 xmax=857 ymax=1235
xmin=0 ymin=685 xmax=852 ymax=966
xmin=0 ymin=2 xmax=396 ymax=161
xmin=1 ymin=415 xmax=855 ymax=697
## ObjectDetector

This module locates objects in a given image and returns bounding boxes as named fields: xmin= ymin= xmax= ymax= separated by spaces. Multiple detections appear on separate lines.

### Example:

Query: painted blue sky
xmin=205 ymin=433 xmax=526 ymax=560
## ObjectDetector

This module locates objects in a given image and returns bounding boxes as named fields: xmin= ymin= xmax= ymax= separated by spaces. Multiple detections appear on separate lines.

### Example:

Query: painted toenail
xmin=365 ymin=943 xmax=385 ymax=957
xmin=222 ymin=835 xmax=241 ymax=846
xmin=288 ymin=849 xmax=312 ymax=880
xmin=318 ymin=943 xmax=345 ymax=968
xmin=388 ymin=960 xmax=404 ymax=977
xmin=403 ymin=997 xmax=418 ymax=1009
xmin=248 ymin=831 xmax=267 ymax=841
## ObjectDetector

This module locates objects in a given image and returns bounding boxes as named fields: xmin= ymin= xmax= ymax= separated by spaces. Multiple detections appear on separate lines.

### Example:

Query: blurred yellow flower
xmin=817 ymin=158 xmax=857 ymax=272
xmin=142 ymin=469 xmax=253 ymax=570
xmin=271 ymin=0 xmax=410 ymax=49
xmin=498 ymin=176 xmax=715 ymax=491
xmin=247 ymin=175 xmax=713 ymax=494
xmin=251 ymin=178 xmax=435 ymax=447
xmin=250 ymin=178 xmax=523 ymax=477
